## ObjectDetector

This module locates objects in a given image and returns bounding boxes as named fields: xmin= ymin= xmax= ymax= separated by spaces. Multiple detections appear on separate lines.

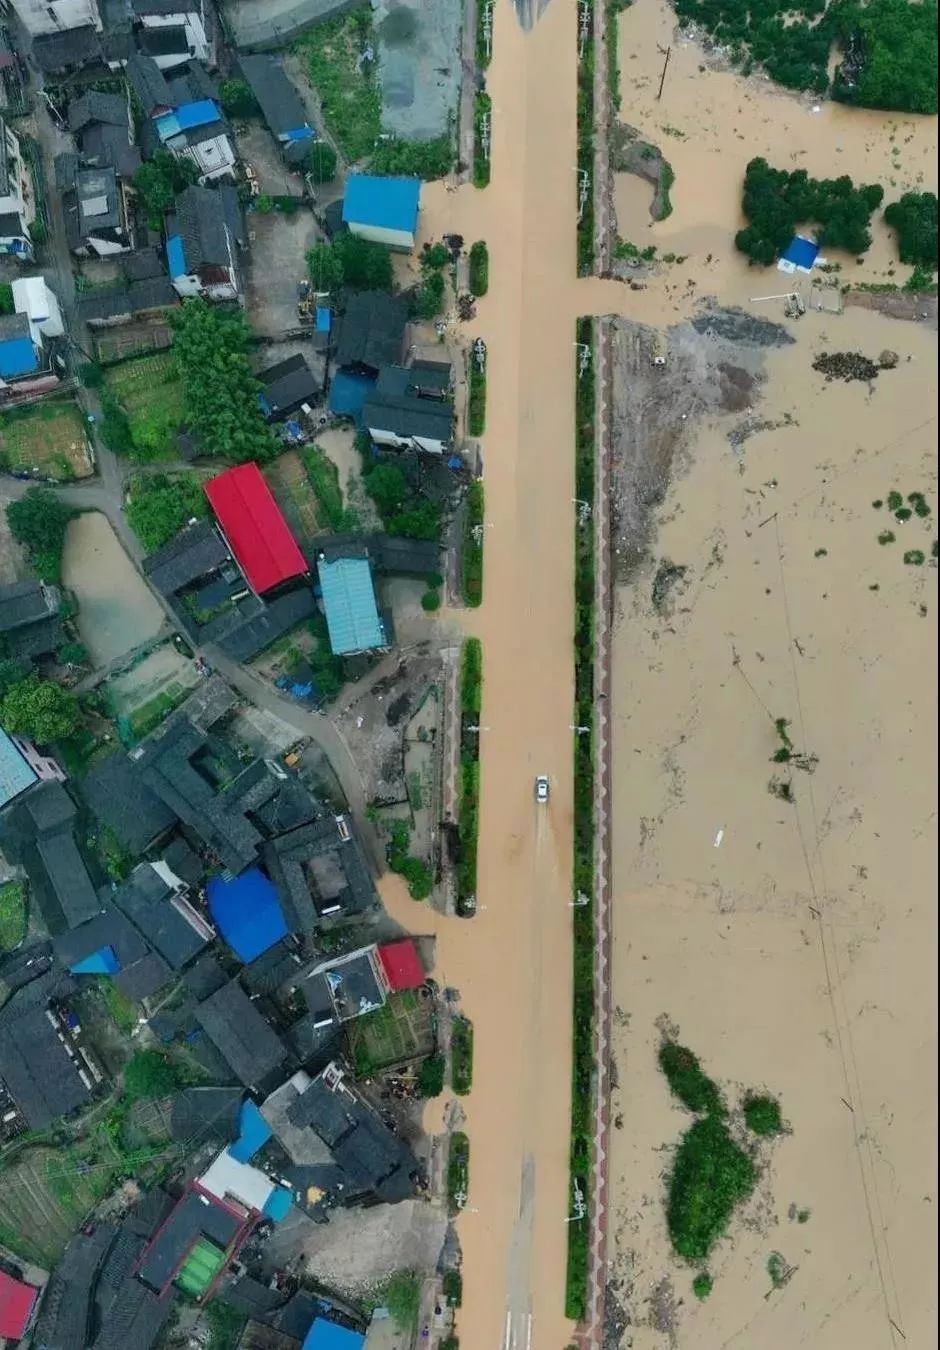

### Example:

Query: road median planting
xmin=576 ymin=1 xmax=595 ymax=274
xmin=455 ymin=638 xmax=482 ymax=917
xmin=565 ymin=318 xmax=597 ymax=1320
xmin=450 ymin=1014 xmax=474 ymax=1095
xmin=447 ymin=1130 xmax=470 ymax=1215
xmin=461 ymin=481 xmax=484 ymax=606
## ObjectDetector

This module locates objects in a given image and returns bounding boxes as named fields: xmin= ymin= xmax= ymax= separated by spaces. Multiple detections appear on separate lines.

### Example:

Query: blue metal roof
xmin=229 ymin=1100 xmax=272 ymax=1163
xmin=780 ymin=234 xmax=819 ymax=271
xmin=285 ymin=125 xmax=315 ymax=142
xmin=155 ymin=100 xmax=220 ymax=141
xmin=0 ymin=728 xmax=37 ymax=808
xmin=166 ymin=234 xmax=186 ymax=279
xmin=328 ymin=371 xmax=374 ymax=422
xmin=70 ymin=945 xmax=119 ymax=976
xmin=342 ymin=174 xmax=420 ymax=237
xmin=206 ymin=868 xmax=289 ymax=963
xmin=302 ymin=1320 xmax=365 ymax=1350
xmin=318 ymin=557 xmax=385 ymax=656
xmin=315 ymin=306 xmax=332 ymax=333
xmin=0 ymin=335 xmax=38 ymax=379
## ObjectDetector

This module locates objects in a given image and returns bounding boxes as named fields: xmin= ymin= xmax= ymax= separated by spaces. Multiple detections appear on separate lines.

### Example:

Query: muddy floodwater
xmin=63 ymin=512 xmax=165 ymax=665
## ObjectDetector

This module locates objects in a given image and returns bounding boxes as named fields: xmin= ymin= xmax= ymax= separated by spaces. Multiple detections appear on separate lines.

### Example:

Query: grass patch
xmin=125 ymin=471 xmax=209 ymax=553
xmin=416 ymin=1053 xmax=445 ymax=1097
xmin=203 ymin=1301 xmax=247 ymax=1350
xmin=460 ymin=637 xmax=482 ymax=716
xmin=0 ymin=398 xmax=91 ymax=480
xmin=0 ymin=880 xmax=27 ymax=952
xmin=473 ymin=92 xmax=491 ymax=189
xmin=462 ymin=480 xmax=484 ymax=606
xmin=743 ymin=1093 xmax=784 ymax=1136
xmin=692 ymin=1272 xmax=713 ymax=1300
xmin=447 ymin=1131 xmax=470 ymax=1215
xmin=477 ymin=0 xmax=493 ymax=68
xmin=300 ymin=444 xmax=356 ymax=531
xmin=371 ymin=135 xmax=454 ymax=180
xmin=98 ymin=978 xmax=139 ymax=1033
xmin=442 ymin=1268 xmax=463 ymax=1308
xmin=122 ymin=684 xmax=190 ymax=745
xmin=381 ymin=1271 xmax=421 ymax=1331
xmin=659 ymin=1041 xmax=724 ymax=1116
xmin=576 ymin=2 xmax=595 ymax=275
xmin=451 ymin=1014 xmax=473 ymax=1095
xmin=565 ymin=316 xmax=596 ymax=1320
xmin=294 ymin=6 xmax=380 ymax=164
xmin=467 ymin=355 xmax=487 ymax=436
xmin=468 ymin=240 xmax=489 ymax=297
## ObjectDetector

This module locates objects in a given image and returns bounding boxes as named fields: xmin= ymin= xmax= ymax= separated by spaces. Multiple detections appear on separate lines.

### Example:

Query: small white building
xmin=342 ymin=174 xmax=421 ymax=252
xmin=0 ymin=118 xmax=36 ymax=263
xmin=131 ymin=0 xmax=214 ymax=69
xmin=3 ymin=0 xmax=101 ymax=35
xmin=12 ymin=276 xmax=64 ymax=346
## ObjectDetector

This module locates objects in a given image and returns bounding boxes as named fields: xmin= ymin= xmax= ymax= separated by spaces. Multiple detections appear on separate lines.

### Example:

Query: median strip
xmin=456 ymin=638 xmax=483 ymax=917
xmin=565 ymin=317 xmax=597 ymax=1320
xmin=461 ymin=480 xmax=484 ymax=607
xmin=576 ymin=1 xmax=595 ymax=274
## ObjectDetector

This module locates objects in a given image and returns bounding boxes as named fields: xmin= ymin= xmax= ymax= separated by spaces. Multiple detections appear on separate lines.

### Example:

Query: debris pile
xmin=812 ymin=351 xmax=884 ymax=382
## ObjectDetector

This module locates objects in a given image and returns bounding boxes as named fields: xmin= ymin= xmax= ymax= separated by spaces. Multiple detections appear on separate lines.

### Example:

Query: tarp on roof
xmin=205 ymin=463 xmax=307 ymax=594
xmin=166 ymin=234 xmax=186 ymax=278
xmin=302 ymin=1319 xmax=366 ymax=1350
xmin=342 ymin=175 xmax=420 ymax=237
xmin=778 ymin=234 xmax=819 ymax=274
xmin=70 ymin=944 xmax=120 ymax=976
xmin=317 ymin=557 xmax=385 ymax=656
xmin=376 ymin=940 xmax=424 ymax=992
xmin=328 ymin=371 xmax=374 ymax=422
xmin=155 ymin=100 xmax=220 ymax=141
xmin=229 ymin=1099 xmax=273 ymax=1162
xmin=0 ymin=1267 xmax=38 ymax=1340
xmin=206 ymin=868 xmax=288 ymax=963
xmin=261 ymin=1186 xmax=292 ymax=1221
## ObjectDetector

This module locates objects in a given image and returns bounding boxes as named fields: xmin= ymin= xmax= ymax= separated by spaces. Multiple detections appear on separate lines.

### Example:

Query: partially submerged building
xmin=342 ymin=175 xmax=420 ymax=251
xmin=362 ymin=361 xmax=453 ymax=455
xmin=239 ymin=53 xmax=315 ymax=166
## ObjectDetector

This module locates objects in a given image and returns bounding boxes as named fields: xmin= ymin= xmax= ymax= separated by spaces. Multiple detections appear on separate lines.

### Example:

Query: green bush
xmin=305 ymin=139 xmax=338 ymax=183
xmin=442 ymin=1268 xmax=463 ymax=1307
xmin=693 ymin=1272 xmax=713 ymax=1300
xmin=743 ymin=1093 xmax=784 ymax=1136
xmin=295 ymin=7 xmax=381 ymax=163
xmin=371 ymin=135 xmax=454 ymax=180
xmin=831 ymin=0 xmax=938 ymax=114
xmin=123 ymin=1049 xmax=182 ymax=1100
xmin=659 ymin=1041 xmax=724 ymax=1116
xmin=0 ymin=282 xmax=13 ymax=314
xmin=447 ymin=1131 xmax=470 ymax=1215
xmin=219 ymin=78 xmax=259 ymax=118
xmin=666 ymin=1115 xmax=757 ymax=1261
xmin=451 ymin=1015 xmax=473 ymax=1095
xmin=6 ymin=487 xmax=74 ymax=582
xmin=736 ymin=158 xmax=884 ymax=265
xmin=301 ymin=444 xmax=356 ymax=530
xmin=412 ymin=267 xmax=446 ymax=320
xmin=133 ymin=150 xmax=199 ymax=230
xmin=125 ymin=471 xmax=209 ymax=553
xmin=473 ymin=92 xmax=491 ymax=189
xmin=255 ymin=193 xmax=274 ymax=214
xmin=2 ymin=675 xmax=79 ymax=743
xmin=460 ymin=637 xmax=482 ymax=715
xmin=421 ymin=588 xmax=441 ymax=612
xmin=468 ymin=240 xmax=489 ymax=296
xmin=467 ymin=360 xmax=486 ymax=436
xmin=382 ymin=1271 xmax=420 ymax=1330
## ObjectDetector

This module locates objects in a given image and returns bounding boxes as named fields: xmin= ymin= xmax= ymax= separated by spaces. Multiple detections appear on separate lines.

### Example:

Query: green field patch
xmin=0 ymin=398 xmax=92 ymax=480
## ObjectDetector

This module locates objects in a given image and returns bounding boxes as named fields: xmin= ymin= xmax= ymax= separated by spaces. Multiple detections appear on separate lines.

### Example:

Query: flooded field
xmin=604 ymin=6 xmax=938 ymax=1341
xmin=63 ymin=513 xmax=165 ymax=665
xmin=613 ymin=0 xmax=938 ymax=300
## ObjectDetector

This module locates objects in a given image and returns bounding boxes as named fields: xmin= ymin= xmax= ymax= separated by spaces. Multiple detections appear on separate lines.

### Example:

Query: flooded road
xmin=62 ymin=512 xmax=165 ymax=665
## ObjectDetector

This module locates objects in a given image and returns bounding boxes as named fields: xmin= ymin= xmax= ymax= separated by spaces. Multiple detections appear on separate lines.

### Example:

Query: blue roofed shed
xmin=0 ymin=315 xmax=39 ymax=380
xmin=206 ymin=868 xmax=289 ymax=963
xmin=69 ymin=945 xmax=120 ymax=975
xmin=328 ymin=371 xmax=375 ymax=423
xmin=166 ymin=234 xmax=187 ymax=279
xmin=302 ymin=1319 xmax=366 ymax=1350
xmin=778 ymin=234 xmax=820 ymax=274
xmin=155 ymin=100 xmax=220 ymax=142
xmin=342 ymin=175 xmax=421 ymax=251
xmin=0 ymin=728 xmax=37 ymax=808
xmin=317 ymin=556 xmax=386 ymax=656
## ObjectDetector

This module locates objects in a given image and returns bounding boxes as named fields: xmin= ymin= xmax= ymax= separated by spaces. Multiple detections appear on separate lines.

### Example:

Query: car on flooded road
xmin=535 ymin=774 xmax=550 ymax=803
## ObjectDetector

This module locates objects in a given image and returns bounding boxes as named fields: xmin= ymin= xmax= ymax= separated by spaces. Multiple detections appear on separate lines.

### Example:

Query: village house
xmin=239 ymin=53 xmax=316 ymax=166
xmin=315 ymin=549 xmax=387 ymax=658
xmin=0 ymin=117 xmax=35 ymax=262
xmin=57 ymin=154 xmax=132 ymax=257
xmin=362 ymin=360 xmax=454 ymax=455
xmin=129 ymin=53 xmax=235 ymax=183
xmin=341 ymin=174 xmax=421 ymax=251
xmin=2 ymin=0 xmax=101 ymax=34
xmin=166 ymin=182 xmax=244 ymax=300
xmin=131 ymin=0 xmax=215 ymax=70
xmin=68 ymin=89 xmax=141 ymax=178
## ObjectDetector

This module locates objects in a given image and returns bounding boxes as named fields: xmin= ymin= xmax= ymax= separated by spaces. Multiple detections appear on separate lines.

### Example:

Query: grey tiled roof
xmin=142 ymin=519 xmax=232 ymax=597
xmin=239 ymin=54 xmax=309 ymax=138
xmin=82 ymin=751 xmax=178 ymax=855
xmin=194 ymin=980 xmax=290 ymax=1089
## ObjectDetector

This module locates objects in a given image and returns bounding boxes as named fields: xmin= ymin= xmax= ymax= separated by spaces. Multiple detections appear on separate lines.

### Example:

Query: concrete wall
xmin=347 ymin=221 xmax=415 ymax=252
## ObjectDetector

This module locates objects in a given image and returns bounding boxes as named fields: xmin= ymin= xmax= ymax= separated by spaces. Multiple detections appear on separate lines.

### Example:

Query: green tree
xmin=411 ymin=268 xmax=445 ymax=319
xmin=364 ymin=463 xmax=408 ymax=516
xmin=168 ymin=301 xmax=277 ymax=463
xmin=2 ymin=675 xmax=80 ymax=742
xmin=382 ymin=1271 xmax=420 ymax=1329
xmin=832 ymin=0 xmax=938 ymax=115
xmin=468 ymin=240 xmax=489 ymax=296
xmin=416 ymin=1053 xmax=445 ymax=1097
xmin=735 ymin=157 xmax=884 ymax=264
xmin=333 ymin=232 xmax=394 ymax=290
xmin=743 ymin=1093 xmax=784 ymax=1136
xmin=123 ymin=1049 xmax=182 ymax=1100
xmin=133 ymin=151 xmax=199 ymax=230
xmin=6 ymin=488 xmax=74 ymax=582
xmin=305 ymin=139 xmax=338 ymax=183
xmin=125 ymin=472 xmax=209 ymax=552
xmin=218 ymin=78 xmax=259 ymax=118
xmin=57 ymin=641 xmax=88 ymax=667
xmin=0 ymin=282 xmax=13 ymax=315
xmin=0 ymin=658 xmax=33 ymax=697
xmin=306 ymin=241 xmax=345 ymax=292
xmin=884 ymin=192 xmax=938 ymax=268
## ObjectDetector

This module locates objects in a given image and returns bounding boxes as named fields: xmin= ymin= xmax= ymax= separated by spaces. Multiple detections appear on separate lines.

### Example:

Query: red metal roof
xmin=204 ymin=462 xmax=307 ymax=595
xmin=0 ymin=1268 xmax=39 ymax=1340
xmin=377 ymin=939 xmax=425 ymax=992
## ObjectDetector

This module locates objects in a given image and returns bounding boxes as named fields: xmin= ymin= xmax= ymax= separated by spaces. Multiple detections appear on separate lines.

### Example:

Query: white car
xmin=535 ymin=775 xmax=550 ymax=804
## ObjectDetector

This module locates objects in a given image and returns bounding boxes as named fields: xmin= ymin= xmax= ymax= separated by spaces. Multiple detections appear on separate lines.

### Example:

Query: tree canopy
xmin=6 ymin=488 xmax=74 ymax=582
xmin=123 ymin=1049 xmax=182 ymax=1100
xmin=735 ymin=157 xmax=884 ymax=264
xmin=306 ymin=232 xmax=394 ymax=293
xmin=125 ymin=472 xmax=209 ymax=553
xmin=884 ymin=191 xmax=938 ymax=268
xmin=133 ymin=151 xmax=199 ymax=230
xmin=168 ymin=300 xmax=277 ymax=462
xmin=305 ymin=139 xmax=338 ymax=184
xmin=218 ymin=78 xmax=259 ymax=118
xmin=2 ymin=675 xmax=80 ymax=743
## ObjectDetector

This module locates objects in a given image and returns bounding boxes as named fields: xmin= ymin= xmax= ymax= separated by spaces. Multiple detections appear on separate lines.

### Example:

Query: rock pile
xmin=812 ymin=350 xmax=885 ymax=382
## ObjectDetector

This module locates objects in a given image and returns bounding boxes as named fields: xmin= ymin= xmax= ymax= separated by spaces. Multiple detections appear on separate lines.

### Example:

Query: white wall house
xmin=362 ymin=363 xmax=454 ymax=457
xmin=4 ymin=0 xmax=101 ymax=34
xmin=166 ymin=183 xmax=242 ymax=303
xmin=169 ymin=128 xmax=235 ymax=182
xmin=341 ymin=174 xmax=421 ymax=252
xmin=133 ymin=0 xmax=213 ymax=68
xmin=0 ymin=118 xmax=36 ymax=262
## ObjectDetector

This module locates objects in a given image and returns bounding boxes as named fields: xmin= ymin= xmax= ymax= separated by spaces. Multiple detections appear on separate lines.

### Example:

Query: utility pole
xmin=656 ymin=45 xmax=671 ymax=101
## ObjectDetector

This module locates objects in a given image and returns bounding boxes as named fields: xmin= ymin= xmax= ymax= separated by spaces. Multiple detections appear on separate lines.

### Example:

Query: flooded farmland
xmin=63 ymin=513 xmax=165 ymax=665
